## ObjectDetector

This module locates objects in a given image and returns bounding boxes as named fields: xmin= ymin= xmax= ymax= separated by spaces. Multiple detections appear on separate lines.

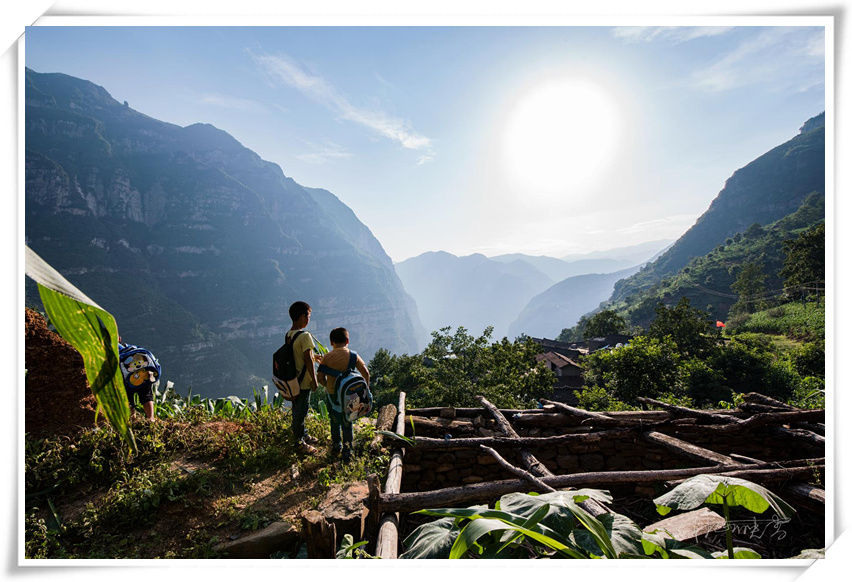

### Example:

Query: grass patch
xmin=25 ymin=406 xmax=390 ymax=559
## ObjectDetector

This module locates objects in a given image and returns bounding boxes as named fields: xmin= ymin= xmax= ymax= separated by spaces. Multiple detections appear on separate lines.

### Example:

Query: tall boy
xmin=286 ymin=301 xmax=320 ymax=454
xmin=317 ymin=327 xmax=370 ymax=463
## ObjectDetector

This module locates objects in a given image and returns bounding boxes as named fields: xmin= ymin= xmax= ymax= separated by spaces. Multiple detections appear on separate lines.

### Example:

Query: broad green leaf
xmin=416 ymin=506 xmax=581 ymax=557
xmin=641 ymin=531 xmax=715 ymax=559
xmin=400 ymin=517 xmax=459 ymax=559
xmin=450 ymin=517 xmax=516 ymax=558
xmin=26 ymin=246 xmax=134 ymax=449
xmin=713 ymin=547 xmax=762 ymax=559
xmin=654 ymin=475 xmax=795 ymax=518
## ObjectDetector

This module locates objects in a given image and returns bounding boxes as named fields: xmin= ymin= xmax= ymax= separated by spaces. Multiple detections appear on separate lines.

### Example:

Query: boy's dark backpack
xmin=272 ymin=331 xmax=307 ymax=400
xmin=318 ymin=351 xmax=373 ymax=424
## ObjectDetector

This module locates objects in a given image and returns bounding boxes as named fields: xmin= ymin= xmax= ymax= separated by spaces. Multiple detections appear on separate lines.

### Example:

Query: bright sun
xmin=502 ymin=77 xmax=623 ymax=199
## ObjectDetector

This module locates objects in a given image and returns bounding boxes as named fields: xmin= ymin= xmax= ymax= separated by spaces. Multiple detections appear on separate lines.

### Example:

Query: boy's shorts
xmin=126 ymin=382 xmax=154 ymax=405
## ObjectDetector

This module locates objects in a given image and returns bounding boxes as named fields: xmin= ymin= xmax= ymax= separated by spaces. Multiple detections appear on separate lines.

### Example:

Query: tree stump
xmin=300 ymin=481 xmax=369 ymax=558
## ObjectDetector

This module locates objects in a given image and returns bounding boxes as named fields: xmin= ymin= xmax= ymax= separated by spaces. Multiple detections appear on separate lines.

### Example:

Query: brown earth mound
xmin=25 ymin=307 xmax=103 ymax=437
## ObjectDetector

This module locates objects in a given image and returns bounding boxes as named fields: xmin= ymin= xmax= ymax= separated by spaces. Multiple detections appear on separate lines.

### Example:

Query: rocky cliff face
xmin=609 ymin=112 xmax=825 ymax=304
xmin=25 ymin=68 xmax=424 ymax=398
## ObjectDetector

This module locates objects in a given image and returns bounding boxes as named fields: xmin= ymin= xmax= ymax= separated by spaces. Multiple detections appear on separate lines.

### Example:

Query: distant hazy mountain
xmin=24 ymin=68 xmax=424 ymax=398
xmin=508 ymin=265 xmax=644 ymax=340
xmin=561 ymin=239 xmax=674 ymax=265
xmin=394 ymin=252 xmax=553 ymax=339
xmin=609 ymin=113 xmax=825 ymax=306
xmin=490 ymin=254 xmax=636 ymax=281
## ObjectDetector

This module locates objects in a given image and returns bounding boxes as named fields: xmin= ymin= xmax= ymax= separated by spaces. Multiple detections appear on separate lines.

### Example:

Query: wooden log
xmin=301 ymin=481 xmax=370 ymax=558
xmin=479 ymin=445 xmax=555 ymax=493
xmin=369 ymin=404 xmax=398 ymax=452
xmin=672 ymin=410 xmax=825 ymax=434
xmin=770 ymin=426 xmax=825 ymax=447
xmin=737 ymin=402 xmax=791 ymax=414
xmin=783 ymin=483 xmax=825 ymax=514
xmin=408 ymin=415 xmax=478 ymax=435
xmin=730 ymin=453 xmax=765 ymax=464
xmin=640 ymin=431 xmax=738 ymax=465
xmin=477 ymin=396 xmax=553 ymax=479
xmin=512 ymin=412 xmax=577 ymax=427
xmin=410 ymin=428 xmax=638 ymax=450
xmin=793 ymin=422 xmax=825 ymax=435
xmin=636 ymin=397 xmax=741 ymax=424
xmin=742 ymin=392 xmax=797 ymax=410
xmin=406 ymin=406 xmax=544 ymax=417
xmin=477 ymin=396 xmax=611 ymax=516
xmin=665 ymin=465 xmax=823 ymax=486
xmin=378 ymin=459 xmax=823 ymax=514
xmin=375 ymin=391 xmax=407 ymax=560
xmin=540 ymin=399 xmax=658 ymax=427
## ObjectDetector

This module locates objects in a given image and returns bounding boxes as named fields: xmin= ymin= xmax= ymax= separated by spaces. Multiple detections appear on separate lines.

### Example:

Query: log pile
xmin=363 ymin=392 xmax=825 ymax=558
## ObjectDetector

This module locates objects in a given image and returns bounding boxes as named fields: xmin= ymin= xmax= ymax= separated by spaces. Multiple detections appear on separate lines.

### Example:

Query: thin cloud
xmin=296 ymin=140 xmax=353 ymax=165
xmin=618 ymin=215 xmax=698 ymax=236
xmin=249 ymin=50 xmax=435 ymax=162
xmin=611 ymin=26 xmax=733 ymax=44
xmin=199 ymin=93 xmax=268 ymax=113
xmin=690 ymin=27 xmax=824 ymax=93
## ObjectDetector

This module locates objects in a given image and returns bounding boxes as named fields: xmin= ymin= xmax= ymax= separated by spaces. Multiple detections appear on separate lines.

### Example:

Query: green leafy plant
xmin=335 ymin=533 xmax=375 ymax=559
xmin=653 ymin=475 xmax=795 ymax=559
xmin=26 ymin=246 xmax=134 ymax=450
xmin=401 ymin=489 xmax=658 ymax=559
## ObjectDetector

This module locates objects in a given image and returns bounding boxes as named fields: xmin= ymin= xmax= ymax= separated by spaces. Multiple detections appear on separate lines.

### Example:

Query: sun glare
xmin=501 ymin=77 xmax=623 ymax=200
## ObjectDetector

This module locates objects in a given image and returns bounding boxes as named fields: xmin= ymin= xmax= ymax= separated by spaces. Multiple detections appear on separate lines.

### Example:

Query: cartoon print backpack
xmin=272 ymin=330 xmax=307 ymax=401
xmin=117 ymin=343 xmax=161 ymax=390
xmin=318 ymin=351 xmax=373 ymax=424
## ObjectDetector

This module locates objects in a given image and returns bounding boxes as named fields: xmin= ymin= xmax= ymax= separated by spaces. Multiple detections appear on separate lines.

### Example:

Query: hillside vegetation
xmin=604 ymin=192 xmax=825 ymax=328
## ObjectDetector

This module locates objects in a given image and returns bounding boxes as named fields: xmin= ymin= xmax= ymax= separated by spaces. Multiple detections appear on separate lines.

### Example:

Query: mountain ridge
xmin=25 ymin=68 xmax=424 ymax=398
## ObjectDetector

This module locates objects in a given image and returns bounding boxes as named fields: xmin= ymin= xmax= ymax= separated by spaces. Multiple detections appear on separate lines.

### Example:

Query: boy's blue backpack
xmin=318 ymin=351 xmax=373 ymax=424
xmin=117 ymin=343 xmax=161 ymax=390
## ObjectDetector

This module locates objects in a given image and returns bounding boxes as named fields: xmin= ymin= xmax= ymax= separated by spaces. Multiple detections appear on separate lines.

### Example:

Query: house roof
xmin=536 ymin=351 xmax=583 ymax=370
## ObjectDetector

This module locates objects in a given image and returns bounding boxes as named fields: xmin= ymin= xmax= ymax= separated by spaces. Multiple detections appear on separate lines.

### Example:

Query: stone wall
xmin=397 ymin=409 xmax=822 ymax=495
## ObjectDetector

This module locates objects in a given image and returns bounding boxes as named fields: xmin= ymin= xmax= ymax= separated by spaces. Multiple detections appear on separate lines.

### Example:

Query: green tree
xmin=583 ymin=309 xmax=629 ymax=339
xmin=647 ymin=297 xmax=717 ymax=358
xmin=730 ymin=261 xmax=768 ymax=314
xmin=779 ymin=223 xmax=825 ymax=289
xmin=582 ymin=335 xmax=682 ymax=403
xmin=557 ymin=315 xmax=589 ymax=343
xmin=378 ymin=327 xmax=555 ymax=409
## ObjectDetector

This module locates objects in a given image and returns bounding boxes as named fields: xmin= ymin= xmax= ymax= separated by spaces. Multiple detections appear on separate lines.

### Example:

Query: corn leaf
xmin=26 ymin=246 xmax=134 ymax=451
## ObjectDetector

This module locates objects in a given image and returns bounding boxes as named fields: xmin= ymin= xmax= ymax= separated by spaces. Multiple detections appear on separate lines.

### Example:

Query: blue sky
xmin=24 ymin=24 xmax=826 ymax=262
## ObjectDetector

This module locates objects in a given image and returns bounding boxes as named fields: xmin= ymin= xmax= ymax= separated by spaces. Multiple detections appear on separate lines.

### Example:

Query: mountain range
xmin=24 ymin=68 xmax=425 ymax=398
xmin=394 ymin=240 xmax=670 ymax=340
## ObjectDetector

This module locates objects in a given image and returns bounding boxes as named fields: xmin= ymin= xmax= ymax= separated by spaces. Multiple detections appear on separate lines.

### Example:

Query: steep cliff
xmin=609 ymin=113 xmax=825 ymax=304
xmin=25 ymin=68 xmax=424 ymax=398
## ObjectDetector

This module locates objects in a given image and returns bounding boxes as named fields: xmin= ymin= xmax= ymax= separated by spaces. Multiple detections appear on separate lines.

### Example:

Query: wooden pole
xmin=640 ymin=431 xmax=738 ymax=465
xmin=476 ymin=396 xmax=551 ymax=478
xmin=636 ymin=397 xmax=741 ymax=424
xmin=479 ymin=445 xmax=555 ymax=493
xmin=770 ymin=426 xmax=826 ymax=447
xmin=377 ymin=458 xmax=824 ymax=514
xmin=742 ymin=392 xmax=797 ymax=410
xmin=375 ymin=391 xmax=406 ymax=560
xmin=410 ymin=428 xmax=638 ymax=450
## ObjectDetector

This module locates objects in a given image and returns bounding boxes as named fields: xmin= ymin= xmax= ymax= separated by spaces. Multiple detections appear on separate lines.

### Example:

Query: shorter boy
xmin=317 ymin=327 xmax=370 ymax=463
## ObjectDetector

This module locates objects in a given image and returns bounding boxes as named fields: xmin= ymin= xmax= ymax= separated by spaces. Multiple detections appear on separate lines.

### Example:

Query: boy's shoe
xmin=303 ymin=435 xmax=320 ymax=445
xmin=298 ymin=440 xmax=317 ymax=454
xmin=329 ymin=447 xmax=342 ymax=458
